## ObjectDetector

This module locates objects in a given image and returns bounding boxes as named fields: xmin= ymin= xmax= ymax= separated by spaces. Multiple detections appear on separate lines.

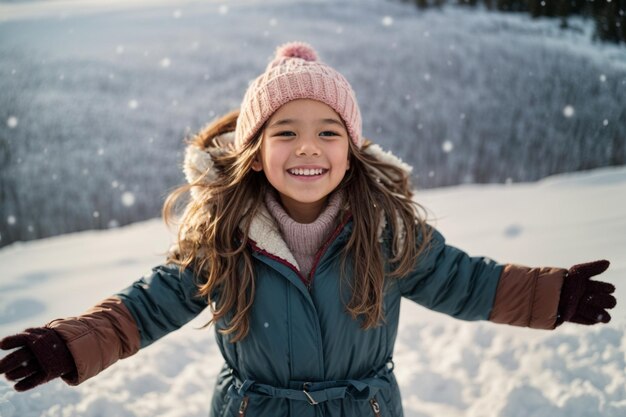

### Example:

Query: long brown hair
xmin=163 ymin=110 xmax=433 ymax=342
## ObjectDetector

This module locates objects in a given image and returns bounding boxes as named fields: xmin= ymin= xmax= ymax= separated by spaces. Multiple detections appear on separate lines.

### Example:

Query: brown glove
xmin=557 ymin=260 xmax=616 ymax=326
xmin=0 ymin=327 xmax=76 ymax=392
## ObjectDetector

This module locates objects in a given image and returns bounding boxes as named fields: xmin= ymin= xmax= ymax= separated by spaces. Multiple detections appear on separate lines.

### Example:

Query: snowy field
xmin=1 ymin=0 xmax=625 ymax=415
xmin=1 ymin=165 xmax=625 ymax=417
xmin=1 ymin=0 xmax=625 ymax=247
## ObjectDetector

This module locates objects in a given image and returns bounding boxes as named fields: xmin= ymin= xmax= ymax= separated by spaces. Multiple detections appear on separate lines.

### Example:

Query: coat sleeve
xmin=46 ymin=264 xmax=208 ymax=385
xmin=395 ymin=225 xmax=567 ymax=328
xmin=396 ymin=226 xmax=504 ymax=321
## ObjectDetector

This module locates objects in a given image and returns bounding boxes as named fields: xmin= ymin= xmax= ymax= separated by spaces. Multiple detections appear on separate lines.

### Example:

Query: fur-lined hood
xmin=180 ymin=130 xmax=413 ymax=270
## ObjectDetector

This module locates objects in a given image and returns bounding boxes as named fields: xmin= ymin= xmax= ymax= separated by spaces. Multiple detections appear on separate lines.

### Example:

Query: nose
xmin=295 ymin=136 xmax=320 ymax=156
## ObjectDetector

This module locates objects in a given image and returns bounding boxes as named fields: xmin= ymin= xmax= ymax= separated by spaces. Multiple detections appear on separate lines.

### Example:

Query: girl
xmin=0 ymin=42 xmax=617 ymax=417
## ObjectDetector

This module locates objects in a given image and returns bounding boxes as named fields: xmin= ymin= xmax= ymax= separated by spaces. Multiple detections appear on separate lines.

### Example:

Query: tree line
xmin=401 ymin=0 xmax=626 ymax=44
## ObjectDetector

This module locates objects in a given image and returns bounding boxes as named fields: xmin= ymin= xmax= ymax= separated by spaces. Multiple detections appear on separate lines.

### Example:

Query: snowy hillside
xmin=1 ymin=165 xmax=625 ymax=417
xmin=1 ymin=0 xmax=625 ymax=247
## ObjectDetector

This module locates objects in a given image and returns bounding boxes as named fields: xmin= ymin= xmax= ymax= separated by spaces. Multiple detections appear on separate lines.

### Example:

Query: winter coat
xmin=45 ymin=135 xmax=567 ymax=417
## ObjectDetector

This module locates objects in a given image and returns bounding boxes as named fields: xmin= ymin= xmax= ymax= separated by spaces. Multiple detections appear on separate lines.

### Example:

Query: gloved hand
xmin=557 ymin=260 xmax=616 ymax=326
xmin=0 ymin=327 xmax=76 ymax=392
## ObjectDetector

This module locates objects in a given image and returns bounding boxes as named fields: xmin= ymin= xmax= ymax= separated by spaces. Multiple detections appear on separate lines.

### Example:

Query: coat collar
xmin=181 ymin=129 xmax=412 ymax=268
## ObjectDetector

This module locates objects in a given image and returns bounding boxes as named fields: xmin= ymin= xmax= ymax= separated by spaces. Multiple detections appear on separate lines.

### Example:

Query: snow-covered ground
xmin=1 ymin=0 xmax=625 ymax=415
xmin=1 ymin=0 xmax=625 ymax=248
xmin=1 ymin=165 xmax=625 ymax=417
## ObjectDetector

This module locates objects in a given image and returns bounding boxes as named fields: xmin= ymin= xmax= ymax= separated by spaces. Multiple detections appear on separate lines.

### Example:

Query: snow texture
xmin=1 ymin=0 xmax=625 ymax=248
xmin=0 ymin=0 xmax=625 ymax=416
xmin=0 ymin=165 xmax=625 ymax=417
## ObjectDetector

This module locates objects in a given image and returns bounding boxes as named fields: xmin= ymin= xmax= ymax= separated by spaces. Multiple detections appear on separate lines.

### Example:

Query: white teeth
xmin=289 ymin=168 xmax=325 ymax=176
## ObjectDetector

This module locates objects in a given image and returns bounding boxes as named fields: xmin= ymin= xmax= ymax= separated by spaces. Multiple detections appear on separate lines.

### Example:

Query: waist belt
xmin=227 ymin=359 xmax=395 ymax=406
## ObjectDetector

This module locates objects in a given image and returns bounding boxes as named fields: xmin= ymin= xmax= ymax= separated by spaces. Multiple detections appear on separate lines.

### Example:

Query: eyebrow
xmin=268 ymin=118 xmax=345 ymax=129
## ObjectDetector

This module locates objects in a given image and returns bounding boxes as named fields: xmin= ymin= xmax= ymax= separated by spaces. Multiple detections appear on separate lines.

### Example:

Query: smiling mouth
xmin=287 ymin=168 xmax=329 ymax=177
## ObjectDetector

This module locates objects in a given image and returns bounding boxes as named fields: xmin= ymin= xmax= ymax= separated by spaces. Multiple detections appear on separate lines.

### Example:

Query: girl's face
xmin=252 ymin=99 xmax=350 ymax=223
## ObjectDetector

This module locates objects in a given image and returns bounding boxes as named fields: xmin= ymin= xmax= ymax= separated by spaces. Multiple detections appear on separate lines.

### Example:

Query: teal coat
xmin=116 ymin=216 xmax=503 ymax=417
xmin=47 ymin=140 xmax=565 ymax=417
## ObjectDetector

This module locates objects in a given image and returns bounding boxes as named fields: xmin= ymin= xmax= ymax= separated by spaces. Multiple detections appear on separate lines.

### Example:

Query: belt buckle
xmin=302 ymin=382 xmax=318 ymax=406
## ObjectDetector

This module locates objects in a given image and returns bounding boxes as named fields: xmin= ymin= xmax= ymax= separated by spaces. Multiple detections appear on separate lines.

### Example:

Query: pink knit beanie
xmin=235 ymin=41 xmax=363 ymax=150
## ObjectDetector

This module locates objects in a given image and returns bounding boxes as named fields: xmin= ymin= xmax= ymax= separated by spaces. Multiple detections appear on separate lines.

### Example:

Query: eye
xmin=320 ymin=131 xmax=340 ymax=137
xmin=274 ymin=131 xmax=295 ymax=137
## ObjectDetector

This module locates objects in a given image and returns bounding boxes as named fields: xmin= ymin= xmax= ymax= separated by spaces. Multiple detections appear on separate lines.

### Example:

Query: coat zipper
xmin=370 ymin=397 xmax=382 ymax=417
xmin=238 ymin=396 xmax=249 ymax=416
xmin=249 ymin=212 xmax=353 ymax=292
xmin=307 ymin=211 xmax=353 ymax=290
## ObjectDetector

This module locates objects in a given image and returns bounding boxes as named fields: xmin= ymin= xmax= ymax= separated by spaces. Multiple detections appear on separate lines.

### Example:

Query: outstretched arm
xmin=0 ymin=263 xmax=207 ymax=391
xmin=396 ymin=225 xmax=616 ymax=329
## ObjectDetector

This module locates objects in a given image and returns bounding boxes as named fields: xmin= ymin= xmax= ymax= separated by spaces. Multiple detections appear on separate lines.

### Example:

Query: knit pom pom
xmin=275 ymin=42 xmax=318 ymax=62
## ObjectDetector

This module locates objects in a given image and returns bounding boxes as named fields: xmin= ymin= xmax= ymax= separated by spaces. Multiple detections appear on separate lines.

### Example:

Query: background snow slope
xmin=1 ymin=0 xmax=625 ymax=247
xmin=1 ymin=165 xmax=625 ymax=417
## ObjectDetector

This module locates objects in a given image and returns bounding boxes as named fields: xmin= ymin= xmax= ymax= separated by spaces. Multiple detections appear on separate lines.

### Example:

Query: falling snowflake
xmin=423 ymin=31 xmax=430 ymax=38
xmin=603 ymin=119 xmax=609 ymax=126
xmin=93 ymin=211 xmax=100 ymax=218
xmin=504 ymin=224 xmax=522 ymax=238
xmin=204 ymin=74 xmax=210 ymax=80
xmin=112 ymin=180 xmax=119 ymax=188
xmin=269 ymin=18 xmax=278 ymax=26
xmin=219 ymin=5 xmax=228 ymax=14
xmin=98 ymin=148 xmax=105 ymax=155
xmin=116 ymin=45 xmax=124 ymax=54
xmin=160 ymin=58 xmax=171 ymax=68
xmin=460 ymin=113 xmax=466 ymax=120
xmin=505 ymin=177 xmax=513 ymax=184
xmin=599 ymin=74 xmax=607 ymax=82
xmin=382 ymin=16 xmax=393 ymax=26
xmin=121 ymin=192 xmax=135 ymax=207
xmin=27 ymin=225 xmax=34 ymax=233
xmin=428 ymin=171 xmax=435 ymax=178
xmin=59 ymin=74 xmax=65 ymax=80
xmin=7 ymin=216 xmax=16 ymax=225
xmin=173 ymin=9 xmax=182 ymax=18
xmin=82 ymin=168 xmax=89 ymax=175
xmin=128 ymin=100 xmax=139 ymax=109
xmin=563 ymin=105 xmax=575 ymax=118
xmin=424 ymin=73 xmax=431 ymax=81
xmin=7 ymin=116 xmax=18 ymax=128
xmin=109 ymin=73 xmax=115 ymax=80
xmin=108 ymin=219 xmax=120 ymax=228
xmin=442 ymin=141 xmax=454 ymax=153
